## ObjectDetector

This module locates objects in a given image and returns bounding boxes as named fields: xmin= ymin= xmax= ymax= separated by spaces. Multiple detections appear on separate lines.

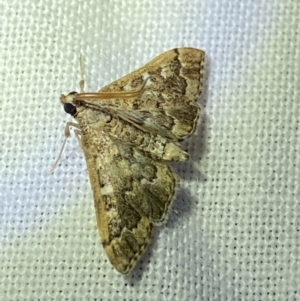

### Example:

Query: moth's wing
xmin=100 ymin=47 xmax=206 ymax=107
xmin=99 ymin=48 xmax=205 ymax=140
xmin=115 ymin=104 xmax=200 ymax=141
xmin=84 ymin=137 xmax=178 ymax=274
xmin=80 ymin=48 xmax=205 ymax=273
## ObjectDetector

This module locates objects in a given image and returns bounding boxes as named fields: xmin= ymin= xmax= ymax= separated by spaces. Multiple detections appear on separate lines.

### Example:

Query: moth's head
xmin=60 ymin=91 xmax=78 ymax=117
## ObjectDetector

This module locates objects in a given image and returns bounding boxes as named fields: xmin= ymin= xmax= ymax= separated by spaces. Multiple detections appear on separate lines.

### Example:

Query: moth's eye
xmin=64 ymin=103 xmax=77 ymax=116
xmin=68 ymin=91 xmax=78 ymax=96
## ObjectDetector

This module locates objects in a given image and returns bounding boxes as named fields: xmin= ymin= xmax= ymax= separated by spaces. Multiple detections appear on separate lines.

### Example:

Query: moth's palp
xmin=74 ymin=77 xmax=150 ymax=101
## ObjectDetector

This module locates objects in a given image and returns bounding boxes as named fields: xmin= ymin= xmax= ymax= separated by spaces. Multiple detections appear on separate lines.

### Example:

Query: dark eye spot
xmin=64 ymin=103 xmax=77 ymax=116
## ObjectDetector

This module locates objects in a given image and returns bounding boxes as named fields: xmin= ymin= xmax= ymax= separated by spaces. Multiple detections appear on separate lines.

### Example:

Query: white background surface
xmin=1 ymin=0 xmax=300 ymax=300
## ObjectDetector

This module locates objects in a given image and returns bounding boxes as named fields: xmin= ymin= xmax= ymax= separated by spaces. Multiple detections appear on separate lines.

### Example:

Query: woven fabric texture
xmin=1 ymin=0 xmax=300 ymax=300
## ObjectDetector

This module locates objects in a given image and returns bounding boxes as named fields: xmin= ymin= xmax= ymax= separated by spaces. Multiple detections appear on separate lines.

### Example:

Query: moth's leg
xmin=79 ymin=54 xmax=85 ymax=93
xmin=64 ymin=121 xmax=80 ymax=138
xmin=74 ymin=129 xmax=82 ymax=149
xmin=49 ymin=122 xmax=81 ymax=173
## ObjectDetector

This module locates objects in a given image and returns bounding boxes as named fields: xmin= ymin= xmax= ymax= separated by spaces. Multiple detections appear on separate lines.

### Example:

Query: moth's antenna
xmin=79 ymin=53 xmax=85 ymax=93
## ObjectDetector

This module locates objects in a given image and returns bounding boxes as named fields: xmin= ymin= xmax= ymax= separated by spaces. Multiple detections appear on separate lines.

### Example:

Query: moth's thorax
xmin=76 ymin=106 xmax=111 ymax=131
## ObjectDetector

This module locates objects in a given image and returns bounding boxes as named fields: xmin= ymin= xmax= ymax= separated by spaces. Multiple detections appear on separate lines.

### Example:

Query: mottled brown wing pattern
xmin=83 ymin=135 xmax=178 ymax=274
xmin=98 ymin=48 xmax=205 ymax=140
xmin=60 ymin=47 xmax=206 ymax=274
xmin=114 ymin=104 xmax=200 ymax=141
xmin=100 ymin=48 xmax=205 ymax=108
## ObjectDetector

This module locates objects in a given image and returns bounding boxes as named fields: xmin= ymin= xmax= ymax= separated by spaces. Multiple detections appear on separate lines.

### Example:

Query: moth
xmin=57 ymin=48 xmax=205 ymax=274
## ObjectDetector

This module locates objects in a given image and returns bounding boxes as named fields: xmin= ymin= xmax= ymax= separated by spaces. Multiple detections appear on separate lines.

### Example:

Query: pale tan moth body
xmin=59 ymin=48 xmax=205 ymax=274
